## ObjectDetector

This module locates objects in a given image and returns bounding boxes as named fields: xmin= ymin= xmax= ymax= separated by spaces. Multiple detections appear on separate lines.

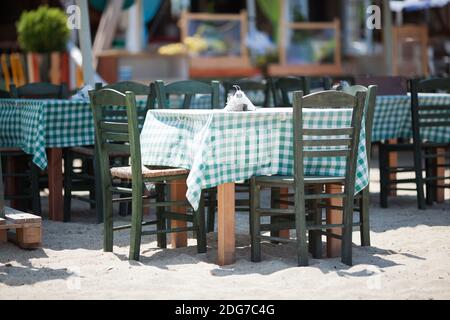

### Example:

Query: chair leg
xmin=94 ymin=152 xmax=104 ymax=224
xmin=425 ymin=148 xmax=436 ymax=205
xmin=308 ymin=191 xmax=322 ymax=258
xmin=360 ymin=188 xmax=371 ymax=246
xmin=195 ymin=195 xmax=207 ymax=254
xmin=155 ymin=183 xmax=167 ymax=249
xmin=206 ymin=189 xmax=216 ymax=233
xmin=294 ymin=194 xmax=309 ymax=267
xmin=270 ymin=188 xmax=280 ymax=241
xmin=379 ymin=144 xmax=389 ymax=208
xmin=413 ymin=148 xmax=426 ymax=210
xmin=85 ymin=157 xmax=96 ymax=210
xmin=129 ymin=182 xmax=144 ymax=261
xmin=250 ymin=179 xmax=261 ymax=262
xmin=341 ymin=196 xmax=354 ymax=266
xmin=103 ymin=185 xmax=113 ymax=252
xmin=63 ymin=149 xmax=73 ymax=221
xmin=30 ymin=162 xmax=42 ymax=216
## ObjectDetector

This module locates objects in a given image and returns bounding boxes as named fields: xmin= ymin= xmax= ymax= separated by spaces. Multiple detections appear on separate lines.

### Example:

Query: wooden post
xmin=48 ymin=148 xmax=64 ymax=221
xmin=217 ymin=182 xmax=235 ymax=266
xmin=388 ymin=138 xmax=398 ymax=196
xmin=436 ymin=148 xmax=446 ymax=202
xmin=326 ymin=184 xmax=343 ymax=258
xmin=170 ymin=179 xmax=187 ymax=248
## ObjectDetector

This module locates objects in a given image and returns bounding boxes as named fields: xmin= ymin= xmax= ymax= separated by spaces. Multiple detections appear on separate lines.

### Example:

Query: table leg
xmin=388 ymin=139 xmax=398 ymax=196
xmin=217 ymin=182 xmax=235 ymax=266
xmin=326 ymin=184 xmax=343 ymax=258
xmin=435 ymin=148 xmax=446 ymax=203
xmin=48 ymin=148 xmax=63 ymax=221
xmin=170 ymin=179 xmax=187 ymax=248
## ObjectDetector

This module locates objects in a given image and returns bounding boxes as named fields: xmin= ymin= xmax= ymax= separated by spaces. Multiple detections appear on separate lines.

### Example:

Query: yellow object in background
xmin=1 ymin=54 xmax=11 ymax=90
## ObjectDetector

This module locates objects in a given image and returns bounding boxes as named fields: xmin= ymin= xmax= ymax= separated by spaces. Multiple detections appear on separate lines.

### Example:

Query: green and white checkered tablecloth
xmin=140 ymin=108 xmax=369 ymax=210
xmin=0 ymin=98 xmax=149 ymax=169
xmin=0 ymin=97 xmax=213 ymax=169
xmin=373 ymin=93 xmax=450 ymax=142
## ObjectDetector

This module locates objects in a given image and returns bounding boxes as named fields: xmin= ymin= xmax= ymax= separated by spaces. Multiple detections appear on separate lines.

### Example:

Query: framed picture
xmin=269 ymin=0 xmax=342 ymax=76
xmin=179 ymin=10 xmax=251 ymax=70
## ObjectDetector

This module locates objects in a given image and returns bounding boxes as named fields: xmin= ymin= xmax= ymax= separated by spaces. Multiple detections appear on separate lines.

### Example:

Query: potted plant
xmin=16 ymin=5 xmax=70 ymax=83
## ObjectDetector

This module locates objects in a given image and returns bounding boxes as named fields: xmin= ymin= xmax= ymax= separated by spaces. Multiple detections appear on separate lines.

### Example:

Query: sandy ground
xmin=1 ymin=157 xmax=449 ymax=299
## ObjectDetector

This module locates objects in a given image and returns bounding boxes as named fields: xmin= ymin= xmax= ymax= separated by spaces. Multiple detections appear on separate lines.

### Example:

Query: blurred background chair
xmin=378 ymin=77 xmax=450 ymax=209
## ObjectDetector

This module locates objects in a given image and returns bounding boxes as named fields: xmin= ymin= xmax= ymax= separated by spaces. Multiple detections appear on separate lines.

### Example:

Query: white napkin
xmin=70 ymin=84 xmax=94 ymax=101
xmin=224 ymin=85 xmax=256 ymax=111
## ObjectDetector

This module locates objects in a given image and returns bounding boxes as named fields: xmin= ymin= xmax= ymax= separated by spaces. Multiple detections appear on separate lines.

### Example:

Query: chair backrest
xmin=270 ymin=76 xmax=310 ymax=107
xmin=409 ymin=78 xmax=450 ymax=144
xmin=10 ymin=82 xmax=69 ymax=99
xmin=95 ymin=81 xmax=155 ymax=126
xmin=223 ymin=78 xmax=270 ymax=107
xmin=154 ymin=80 xmax=220 ymax=109
xmin=341 ymin=84 xmax=378 ymax=161
xmin=355 ymin=75 xmax=407 ymax=95
xmin=0 ymin=89 xmax=10 ymax=98
xmin=292 ymin=90 xmax=366 ymax=197
xmin=89 ymin=88 xmax=142 ymax=188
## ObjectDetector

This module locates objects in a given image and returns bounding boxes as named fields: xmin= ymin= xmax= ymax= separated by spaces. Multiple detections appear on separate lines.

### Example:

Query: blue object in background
xmin=89 ymin=0 xmax=162 ymax=47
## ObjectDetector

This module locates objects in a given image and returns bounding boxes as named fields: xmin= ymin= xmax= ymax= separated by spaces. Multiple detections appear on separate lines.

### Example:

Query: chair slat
xmin=303 ymin=149 xmax=350 ymax=157
xmin=100 ymin=122 xmax=129 ymax=133
xmin=104 ymin=143 xmax=130 ymax=153
xmin=303 ymin=138 xmax=352 ymax=147
xmin=302 ymin=127 xmax=353 ymax=135
xmin=419 ymin=121 xmax=450 ymax=127
xmin=102 ymin=132 xmax=129 ymax=142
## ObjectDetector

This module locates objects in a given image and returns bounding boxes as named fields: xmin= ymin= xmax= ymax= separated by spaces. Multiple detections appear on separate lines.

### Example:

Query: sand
xmin=1 ymin=165 xmax=449 ymax=300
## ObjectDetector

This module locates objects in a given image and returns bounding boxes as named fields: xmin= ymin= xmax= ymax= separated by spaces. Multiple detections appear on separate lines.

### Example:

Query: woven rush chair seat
xmin=111 ymin=166 xmax=189 ymax=180
xmin=255 ymin=175 xmax=346 ymax=185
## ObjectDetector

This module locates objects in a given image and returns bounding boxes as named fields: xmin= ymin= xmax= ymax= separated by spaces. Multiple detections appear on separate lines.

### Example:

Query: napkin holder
xmin=224 ymin=85 xmax=256 ymax=111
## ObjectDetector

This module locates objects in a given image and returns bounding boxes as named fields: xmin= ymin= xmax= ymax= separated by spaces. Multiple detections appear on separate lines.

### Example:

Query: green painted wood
xmin=379 ymin=78 xmax=450 ymax=209
xmin=155 ymin=80 xmax=220 ymax=109
xmin=10 ymin=82 xmax=69 ymax=99
xmin=250 ymin=177 xmax=261 ymax=262
xmin=96 ymin=81 xmax=156 ymax=111
xmin=301 ymin=90 xmax=356 ymax=108
xmin=269 ymin=76 xmax=309 ymax=108
xmin=341 ymin=84 xmax=377 ymax=248
xmin=90 ymin=87 xmax=207 ymax=260
xmin=249 ymin=89 xmax=366 ymax=266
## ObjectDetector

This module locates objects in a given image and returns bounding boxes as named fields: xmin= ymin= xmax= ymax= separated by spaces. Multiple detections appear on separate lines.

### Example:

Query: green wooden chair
xmin=341 ymin=84 xmax=377 ymax=247
xmin=154 ymin=80 xmax=220 ymax=109
xmin=223 ymin=78 xmax=271 ymax=108
xmin=63 ymin=81 xmax=155 ymax=222
xmin=269 ymin=76 xmax=310 ymax=107
xmin=250 ymin=90 xmax=366 ymax=266
xmin=10 ymin=82 xmax=69 ymax=99
xmin=90 ymin=88 xmax=206 ymax=260
xmin=379 ymin=78 xmax=450 ymax=209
